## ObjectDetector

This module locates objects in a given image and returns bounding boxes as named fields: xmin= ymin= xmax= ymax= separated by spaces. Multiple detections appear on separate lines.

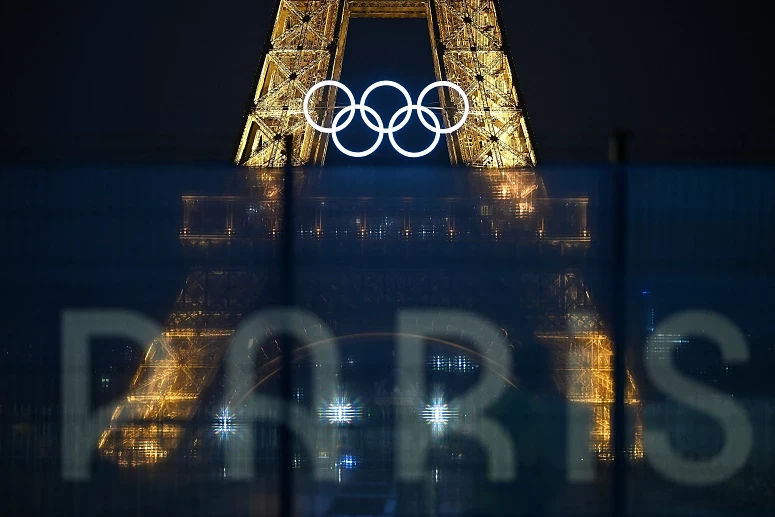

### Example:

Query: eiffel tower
xmin=99 ymin=0 xmax=642 ymax=469
xmin=235 ymin=0 xmax=536 ymax=168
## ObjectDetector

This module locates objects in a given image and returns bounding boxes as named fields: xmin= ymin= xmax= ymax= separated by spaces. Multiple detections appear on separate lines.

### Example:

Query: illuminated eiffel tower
xmin=99 ymin=0 xmax=642 ymax=468
xmin=235 ymin=0 xmax=536 ymax=168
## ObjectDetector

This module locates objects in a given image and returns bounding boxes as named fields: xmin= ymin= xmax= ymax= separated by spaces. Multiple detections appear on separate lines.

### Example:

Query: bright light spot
xmin=337 ymin=454 xmax=357 ymax=469
xmin=214 ymin=406 xmax=236 ymax=437
xmin=322 ymin=395 xmax=360 ymax=425
xmin=423 ymin=396 xmax=455 ymax=429
xmin=329 ymin=403 xmax=353 ymax=424
xmin=426 ymin=404 xmax=449 ymax=425
xmin=430 ymin=355 xmax=478 ymax=373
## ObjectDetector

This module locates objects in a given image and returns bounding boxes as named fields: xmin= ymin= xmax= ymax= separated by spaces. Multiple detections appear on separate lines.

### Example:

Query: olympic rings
xmin=302 ymin=80 xmax=470 ymax=158
xmin=389 ymin=104 xmax=441 ymax=158
xmin=303 ymin=80 xmax=357 ymax=134
xmin=331 ymin=104 xmax=384 ymax=158
xmin=416 ymin=81 xmax=470 ymax=134
xmin=360 ymin=81 xmax=414 ymax=134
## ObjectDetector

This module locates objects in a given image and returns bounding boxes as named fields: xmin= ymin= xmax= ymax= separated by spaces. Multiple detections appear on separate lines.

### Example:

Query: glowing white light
xmin=389 ymin=104 xmax=441 ymax=158
xmin=323 ymin=396 xmax=358 ymax=425
xmin=427 ymin=404 xmax=449 ymax=425
xmin=423 ymin=398 xmax=453 ymax=427
xmin=331 ymin=105 xmax=384 ymax=158
xmin=303 ymin=80 xmax=470 ymax=158
xmin=303 ymin=80 xmax=356 ymax=133
xmin=416 ymin=81 xmax=470 ymax=134
xmin=359 ymin=80 xmax=413 ymax=133
xmin=214 ymin=406 xmax=236 ymax=437
xmin=430 ymin=354 xmax=478 ymax=372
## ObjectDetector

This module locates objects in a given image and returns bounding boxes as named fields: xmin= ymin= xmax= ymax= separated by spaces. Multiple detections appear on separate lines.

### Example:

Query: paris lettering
xmin=60 ymin=307 xmax=752 ymax=487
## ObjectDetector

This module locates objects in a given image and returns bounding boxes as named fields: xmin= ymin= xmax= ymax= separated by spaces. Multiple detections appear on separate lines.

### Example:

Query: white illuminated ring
xmin=389 ymin=104 xmax=441 ymax=158
xmin=359 ymin=80 xmax=414 ymax=134
xmin=416 ymin=81 xmax=470 ymax=134
xmin=303 ymin=80 xmax=357 ymax=134
xmin=331 ymin=104 xmax=384 ymax=158
xmin=302 ymin=79 xmax=470 ymax=158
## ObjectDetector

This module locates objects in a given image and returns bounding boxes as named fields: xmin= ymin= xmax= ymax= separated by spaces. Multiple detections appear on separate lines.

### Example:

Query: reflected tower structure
xmin=99 ymin=0 xmax=642 ymax=467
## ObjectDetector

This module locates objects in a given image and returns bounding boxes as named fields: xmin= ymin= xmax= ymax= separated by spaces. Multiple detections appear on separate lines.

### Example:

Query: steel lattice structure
xmin=99 ymin=0 xmax=642 ymax=468
xmin=235 ymin=0 xmax=536 ymax=168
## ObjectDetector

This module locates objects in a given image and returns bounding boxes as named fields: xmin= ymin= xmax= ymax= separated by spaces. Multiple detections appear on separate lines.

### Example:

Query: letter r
xmin=395 ymin=309 xmax=516 ymax=482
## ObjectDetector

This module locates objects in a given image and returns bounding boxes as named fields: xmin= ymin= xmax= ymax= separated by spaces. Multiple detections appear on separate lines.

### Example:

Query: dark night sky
xmin=1 ymin=0 xmax=773 ymax=165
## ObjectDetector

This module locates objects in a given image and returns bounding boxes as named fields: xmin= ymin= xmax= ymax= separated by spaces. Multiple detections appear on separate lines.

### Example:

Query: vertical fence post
xmin=610 ymin=129 xmax=630 ymax=517
xmin=280 ymin=135 xmax=295 ymax=517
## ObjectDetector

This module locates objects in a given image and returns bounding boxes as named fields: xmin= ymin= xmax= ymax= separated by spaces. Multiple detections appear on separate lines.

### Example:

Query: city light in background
xmin=213 ymin=406 xmax=236 ymax=438
xmin=336 ymin=454 xmax=358 ymax=469
xmin=321 ymin=394 xmax=361 ymax=425
xmin=423 ymin=394 xmax=457 ymax=436
xmin=430 ymin=354 xmax=478 ymax=373
xmin=424 ymin=401 xmax=451 ymax=425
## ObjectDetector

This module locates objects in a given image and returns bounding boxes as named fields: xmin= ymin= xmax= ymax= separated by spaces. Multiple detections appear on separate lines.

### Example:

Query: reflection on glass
xmin=98 ymin=167 xmax=642 ymax=471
